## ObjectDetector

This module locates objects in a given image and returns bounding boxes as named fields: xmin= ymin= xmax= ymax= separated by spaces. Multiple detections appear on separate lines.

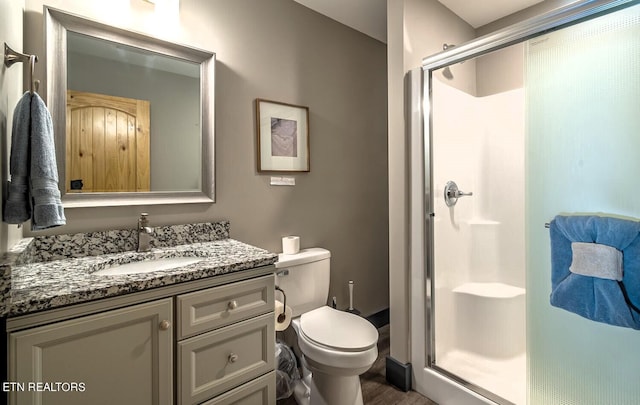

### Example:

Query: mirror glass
xmin=45 ymin=7 xmax=215 ymax=207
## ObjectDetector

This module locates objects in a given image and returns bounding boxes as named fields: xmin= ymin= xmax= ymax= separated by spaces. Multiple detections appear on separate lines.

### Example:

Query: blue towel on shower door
xmin=549 ymin=215 xmax=640 ymax=329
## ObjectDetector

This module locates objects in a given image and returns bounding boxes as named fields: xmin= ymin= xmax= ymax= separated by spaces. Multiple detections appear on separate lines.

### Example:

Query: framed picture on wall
xmin=256 ymin=98 xmax=310 ymax=172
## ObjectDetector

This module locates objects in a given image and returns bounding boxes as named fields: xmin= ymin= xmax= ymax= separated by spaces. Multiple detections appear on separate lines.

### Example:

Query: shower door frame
xmin=408 ymin=1 xmax=639 ymax=404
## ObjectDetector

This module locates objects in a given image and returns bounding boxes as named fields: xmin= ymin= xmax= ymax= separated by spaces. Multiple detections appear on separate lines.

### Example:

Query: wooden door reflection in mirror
xmin=66 ymin=90 xmax=150 ymax=193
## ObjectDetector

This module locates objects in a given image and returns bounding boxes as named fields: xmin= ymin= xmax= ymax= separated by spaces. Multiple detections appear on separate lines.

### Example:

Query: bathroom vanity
xmin=0 ymin=221 xmax=278 ymax=405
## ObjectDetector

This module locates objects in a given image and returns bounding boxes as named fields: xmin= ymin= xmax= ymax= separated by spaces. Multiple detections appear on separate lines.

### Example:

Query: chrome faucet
xmin=137 ymin=213 xmax=154 ymax=252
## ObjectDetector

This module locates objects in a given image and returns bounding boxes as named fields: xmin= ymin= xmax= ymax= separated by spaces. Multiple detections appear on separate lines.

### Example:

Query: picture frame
xmin=256 ymin=98 xmax=310 ymax=172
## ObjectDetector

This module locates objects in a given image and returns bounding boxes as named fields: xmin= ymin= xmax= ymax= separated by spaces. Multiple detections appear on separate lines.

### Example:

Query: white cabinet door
xmin=9 ymin=298 xmax=173 ymax=405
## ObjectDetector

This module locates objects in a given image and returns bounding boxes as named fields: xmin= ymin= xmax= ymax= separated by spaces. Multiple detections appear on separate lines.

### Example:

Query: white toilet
xmin=275 ymin=248 xmax=378 ymax=405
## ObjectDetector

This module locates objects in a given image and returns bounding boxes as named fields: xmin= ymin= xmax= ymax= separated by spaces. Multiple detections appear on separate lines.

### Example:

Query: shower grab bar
xmin=4 ymin=42 xmax=39 ymax=94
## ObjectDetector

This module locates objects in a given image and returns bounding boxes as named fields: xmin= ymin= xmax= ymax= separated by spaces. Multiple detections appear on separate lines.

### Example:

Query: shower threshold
xmin=435 ymin=349 xmax=525 ymax=405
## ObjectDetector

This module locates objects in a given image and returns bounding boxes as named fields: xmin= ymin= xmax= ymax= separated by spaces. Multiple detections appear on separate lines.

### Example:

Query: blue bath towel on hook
xmin=549 ymin=215 xmax=640 ymax=329
xmin=3 ymin=92 xmax=65 ymax=230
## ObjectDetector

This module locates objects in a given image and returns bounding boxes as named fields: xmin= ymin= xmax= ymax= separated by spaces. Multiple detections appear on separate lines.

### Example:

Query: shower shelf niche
xmin=467 ymin=219 xmax=500 ymax=226
xmin=453 ymin=282 xmax=525 ymax=298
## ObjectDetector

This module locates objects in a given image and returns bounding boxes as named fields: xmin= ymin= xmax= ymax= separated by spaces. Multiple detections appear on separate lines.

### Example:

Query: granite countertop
xmin=0 ymin=221 xmax=278 ymax=317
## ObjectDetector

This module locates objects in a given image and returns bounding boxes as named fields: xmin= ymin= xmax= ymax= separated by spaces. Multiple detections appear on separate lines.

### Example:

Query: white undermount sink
xmin=93 ymin=257 xmax=202 ymax=276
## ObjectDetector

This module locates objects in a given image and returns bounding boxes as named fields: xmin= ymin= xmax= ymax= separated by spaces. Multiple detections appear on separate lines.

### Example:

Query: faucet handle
xmin=139 ymin=213 xmax=149 ymax=226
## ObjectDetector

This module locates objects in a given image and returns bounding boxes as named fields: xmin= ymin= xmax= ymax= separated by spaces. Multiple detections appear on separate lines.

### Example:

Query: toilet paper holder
xmin=275 ymin=286 xmax=288 ymax=323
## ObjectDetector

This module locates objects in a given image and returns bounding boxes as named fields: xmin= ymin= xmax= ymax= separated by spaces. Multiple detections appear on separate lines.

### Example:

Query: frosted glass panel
xmin=526 ymin=5 xmax=640 ymax=405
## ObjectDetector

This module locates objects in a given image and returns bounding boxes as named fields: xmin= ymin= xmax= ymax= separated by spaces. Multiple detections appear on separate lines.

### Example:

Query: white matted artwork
xmin=256 ymin=99 xmax=310 ymax=172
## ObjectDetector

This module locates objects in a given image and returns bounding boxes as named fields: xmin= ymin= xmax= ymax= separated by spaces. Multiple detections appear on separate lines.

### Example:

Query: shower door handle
xmin=444 ymin=181 xmax=473 ymax=207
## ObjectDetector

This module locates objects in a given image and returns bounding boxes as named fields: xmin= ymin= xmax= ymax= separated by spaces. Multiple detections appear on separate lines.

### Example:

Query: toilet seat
xmin=300 ymin=306 xmax=378 ymax=352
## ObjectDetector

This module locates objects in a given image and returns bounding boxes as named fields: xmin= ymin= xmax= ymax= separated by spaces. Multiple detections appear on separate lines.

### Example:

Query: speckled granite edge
xmin=6 ymin=239 xmax=277 ymax=317
xmin=0 ymin=238 xmax=34 ymax=316
xmin=18 ymin=221 xmax=230 ymax=264
xmin=0 ymin=265 xmax=10 ymax=316
xmin=0 ymin=221 xmax=280 ymax=317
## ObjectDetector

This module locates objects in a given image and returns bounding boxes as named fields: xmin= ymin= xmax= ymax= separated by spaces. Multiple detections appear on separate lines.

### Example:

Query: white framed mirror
xmin=45 ymin=6 xmax=215 ymax=207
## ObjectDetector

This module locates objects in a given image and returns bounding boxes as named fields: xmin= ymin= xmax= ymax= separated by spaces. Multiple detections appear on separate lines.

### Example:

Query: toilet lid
xmin=300 ymin=306 xmax=378 ymax=351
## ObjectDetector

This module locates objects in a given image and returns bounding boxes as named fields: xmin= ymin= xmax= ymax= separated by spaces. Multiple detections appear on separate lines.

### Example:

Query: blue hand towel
xmin=3 ymin=92 xmax=65 ymax=230
xmin=549 ymin=215 xmax=640 ymax=329
xmin=4 ymin=92 xmax=33 ymax=224
xmin=29 ymin=92 xmax=65 ymax=230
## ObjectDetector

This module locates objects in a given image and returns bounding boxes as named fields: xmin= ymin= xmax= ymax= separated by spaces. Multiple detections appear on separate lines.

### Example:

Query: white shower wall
xmin=432 ymin=78 xmax=525 ymax=288
xmin=432 ymin=77 xmax=526 ymax=404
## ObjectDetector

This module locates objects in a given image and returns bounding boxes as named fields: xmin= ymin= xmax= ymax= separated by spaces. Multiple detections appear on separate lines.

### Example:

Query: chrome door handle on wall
xmin=444 ymin=181 xmax=473 ymax=207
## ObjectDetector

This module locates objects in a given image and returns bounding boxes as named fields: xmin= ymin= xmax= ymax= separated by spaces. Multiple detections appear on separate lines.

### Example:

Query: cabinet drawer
xmin=178 ymin=312 xmax=275 ymax=405
xmin=200 ymin=371 xmax=276 ymax=405
xmin=177 ymin=275 xmax=274 ymax=339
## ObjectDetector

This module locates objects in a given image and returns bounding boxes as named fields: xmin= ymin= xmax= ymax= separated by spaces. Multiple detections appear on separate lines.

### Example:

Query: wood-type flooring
xmin=276 ymin=324 xmax=438 ymax=405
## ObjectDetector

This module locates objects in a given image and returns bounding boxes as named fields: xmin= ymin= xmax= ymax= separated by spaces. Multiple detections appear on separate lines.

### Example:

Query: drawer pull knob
xmin=159 ymin=320 xmax=171 ymax=331
xmin=228 ymin=353 xmax=239 ymax=363
xmin=228 ymin=300 xmax=238 ymax=310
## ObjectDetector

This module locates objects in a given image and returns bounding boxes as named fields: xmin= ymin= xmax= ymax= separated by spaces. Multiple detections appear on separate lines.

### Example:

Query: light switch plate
xmin=270 ymin=176 xmax=295 ymax=186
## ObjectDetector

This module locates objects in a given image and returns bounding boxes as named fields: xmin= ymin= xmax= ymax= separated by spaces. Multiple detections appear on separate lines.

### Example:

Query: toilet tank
xmin=275 ymin=248 xmax=331 ymax=317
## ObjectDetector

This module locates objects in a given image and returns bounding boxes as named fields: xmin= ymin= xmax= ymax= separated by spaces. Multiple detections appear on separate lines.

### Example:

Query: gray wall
xmin=387 ymin=0 xmax=475 ymax=364
xmin=474 ymin=0 xmax=577 ymax=97
xmin=476 ymin=44 xmax=523 ymax=97
xmin=0 ymin=0 xmax=25 ymax=254
xmin=22 ymin=0 xmax=388 ymax=317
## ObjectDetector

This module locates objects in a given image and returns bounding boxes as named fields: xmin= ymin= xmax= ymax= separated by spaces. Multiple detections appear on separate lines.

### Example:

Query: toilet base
xmin=310 ymin=370 xmax=364 ymax=405
xmin=292 ymin=361 xmax=311 ymax=405
xmin=293 ymin=355 xmax=364 ymax=405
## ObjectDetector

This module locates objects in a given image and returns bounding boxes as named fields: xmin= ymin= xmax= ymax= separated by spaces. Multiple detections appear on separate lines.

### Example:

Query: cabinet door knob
xmin=228 ymin=353 xmax=239 ymax=363
xmin=227 ymin=300 xmax=238 ymax=310
xmin=159 ymin=320 xmax=171 ymax=330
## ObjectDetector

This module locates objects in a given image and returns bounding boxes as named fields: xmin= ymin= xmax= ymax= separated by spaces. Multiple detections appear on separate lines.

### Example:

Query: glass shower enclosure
xmin=409 ymin=1 xmax=640 ymax=404
xmin=430 ymin=58 xmax=526 ymax=404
